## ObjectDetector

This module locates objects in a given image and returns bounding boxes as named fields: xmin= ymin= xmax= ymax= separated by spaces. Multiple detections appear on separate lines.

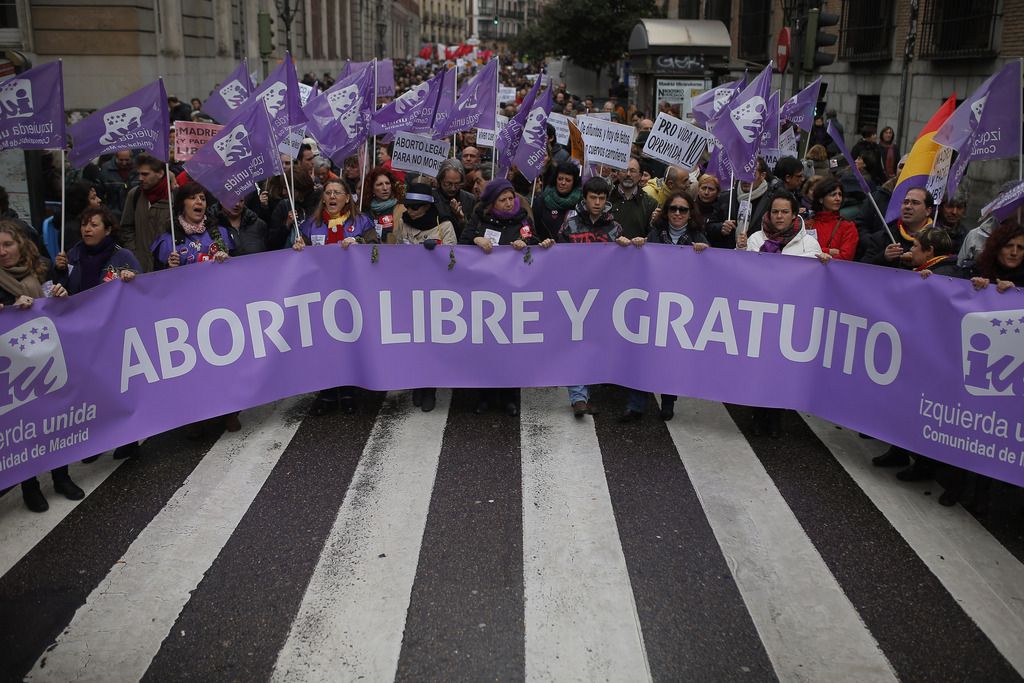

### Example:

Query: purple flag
xmin=982 ymin=178 xmax=1024 ymax=221
xmin=704 ymin=138 xmax=734 ymax=182
xmin=826 ymin=120 xmax=872 ymax=195
xmin=710 ymin=66 xmax=771 ymax=182
xmin=435 ymin=59 xmax=498 ymax=139
xmin=759 ymin=90 xmax=780 ymax=150
xmin=346 ymin=60 xmax=396 ymax=97
xmin=183 ymin=99 xmax=284 ymax=207
xmin=68 ymin=79 xmax=169 ymax=168
xmin=251 ymin=53 xmax=305 ymax=144
xmin=496 ymin=72 xmax=543 ymax=175
xmin=780 ymin=77 xmax=821 ymax=131
xmin=0 ymin=61 xmax=66 ymax=152
xmin=512 ymin=86 xmax=553 ymax=182
xmin=203 ymin=59 xmax=251 ymax=125
xmin=933 ymin=62 xmax=1022 ymax=196
xmin=429 ymin=65 xmax=459 ymax=139
xmin=691 ymin=73 xmax=746 ymax=130
xmin=303 ymin=61 xmax=375 ymax=165
xmin=371 ymin=69 xmax=441 ymax=136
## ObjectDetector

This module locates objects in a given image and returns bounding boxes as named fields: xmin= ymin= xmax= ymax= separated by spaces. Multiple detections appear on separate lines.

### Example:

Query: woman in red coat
xmin=809 ymin=176 xmax=858 ymax=260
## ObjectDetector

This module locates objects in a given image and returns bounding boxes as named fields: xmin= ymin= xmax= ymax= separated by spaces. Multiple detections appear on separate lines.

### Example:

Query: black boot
xmin=420 ymin=388 xmax=436 ymax=412
xmin=767 ymin=409 xmax=782 ymax=437
xmin=872 ymin=446 xmax=910 ymax=467
xmin=21 ymin=478 xmax=48 ymax=513
xmin=52 ymin=466 xmax=84 ymax=500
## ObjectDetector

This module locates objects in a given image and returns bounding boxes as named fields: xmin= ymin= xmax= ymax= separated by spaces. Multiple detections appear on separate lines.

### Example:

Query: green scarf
xmin=542 ymin=186 xmax=581 ymax=211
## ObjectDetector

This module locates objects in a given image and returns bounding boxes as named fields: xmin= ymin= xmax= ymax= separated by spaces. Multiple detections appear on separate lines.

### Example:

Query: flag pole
xmin=166 ymin=169 xmax=175 ymax=246
xmin=372 ymin=61 xmax=378 ymax=171
xmin=282 ymin=166 xmax=300 ymax=245
xmin=1018 ymin=57 xmax=1022 ymax=223
xmin=451 ymin=61 xmax=458 ymax=159
xmin=59 ymin=149 xmax=66 ymax=255
xmin=492 ymin=55 xmax=499 ymax=177
xmin=866 ymin=192 xmax=897 ymax=244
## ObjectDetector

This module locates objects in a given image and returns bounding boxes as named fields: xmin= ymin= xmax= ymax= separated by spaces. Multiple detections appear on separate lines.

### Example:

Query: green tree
xmin=510 ymin=0 xmax=662 ymax=85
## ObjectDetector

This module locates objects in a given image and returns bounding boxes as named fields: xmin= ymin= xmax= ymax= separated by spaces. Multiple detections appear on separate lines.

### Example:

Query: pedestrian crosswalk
xmin=1 ymin=387 xmax=1022 ymax=682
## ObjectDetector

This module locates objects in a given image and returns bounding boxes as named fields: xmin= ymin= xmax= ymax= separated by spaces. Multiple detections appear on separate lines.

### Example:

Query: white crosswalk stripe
xmin=272 ymin=390 xmax=451 ymax=682
xmin=25 ymin=397 xmax=306 ymax=682
xmin=2 ymin=389 xmax=1022 ymax=682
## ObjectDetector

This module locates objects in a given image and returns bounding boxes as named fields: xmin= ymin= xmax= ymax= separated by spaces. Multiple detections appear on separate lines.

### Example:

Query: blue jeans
xmin=626 ymin=389 xmax=676 ymax=413
xmin=568 ymin=385 xmax=589 ymax=404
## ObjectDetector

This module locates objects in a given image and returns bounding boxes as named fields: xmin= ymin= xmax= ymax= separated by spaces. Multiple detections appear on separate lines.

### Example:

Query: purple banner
xmin=303 ymin=61 xmax=375 ymax=165
xmin=68 ymin=79 xmax=169 ymax=168
xmin=0 ymin=61 xmax=66 ymax=152
xmin=512 ymin=85 xmax=552 ymax=182
xmin=436 ymin=60 xmax=498 ymax=139
xmin=2 ymin=247 xmax=1024 ymax=490
xmin=710 ymin=66 xmax=771 ymax=182
xmin=779 ymin=77 xmax=821 ymax=131
xmin=371 ymin=68 xmax=440 ymax=135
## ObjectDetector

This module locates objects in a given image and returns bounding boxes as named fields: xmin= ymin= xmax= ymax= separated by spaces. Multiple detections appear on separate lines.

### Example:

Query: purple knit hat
xmin=479 ymin=178 xmax=514 ymax=208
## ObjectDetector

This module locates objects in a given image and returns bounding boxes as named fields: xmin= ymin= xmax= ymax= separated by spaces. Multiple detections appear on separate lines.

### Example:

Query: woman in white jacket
xmin=736 ymin=192 xmax=829 ymax=436
xmin=738 ymin=191 xmax=831 ymax=264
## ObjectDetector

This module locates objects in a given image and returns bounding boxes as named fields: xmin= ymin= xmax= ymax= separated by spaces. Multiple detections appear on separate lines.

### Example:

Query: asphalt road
xmin=2 ymin=385 xmax=1023 ymax=682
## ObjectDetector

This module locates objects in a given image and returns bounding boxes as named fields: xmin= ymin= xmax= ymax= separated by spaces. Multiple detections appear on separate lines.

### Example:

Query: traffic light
xmin=258 ymin=11 xmax=275 ymax=55
xmin=803 ymin=8 xmax=838 ymax=72
xmin=492 ymin=16 xmax=498 ymax=25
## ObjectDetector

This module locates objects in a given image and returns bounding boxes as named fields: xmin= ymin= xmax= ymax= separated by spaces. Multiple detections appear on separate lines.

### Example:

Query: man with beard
xmin=610 ymin=155 xmax=658 ymax=239
xmin=120 ymin=153 xmax=171 ymax=272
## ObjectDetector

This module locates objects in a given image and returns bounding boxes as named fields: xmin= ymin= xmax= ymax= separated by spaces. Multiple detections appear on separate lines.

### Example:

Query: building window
xmin=839 ymin=0 xmax=893 ymax=61
xmin=737 ymin=0 xmax=769 ymax=62
xmin=677 ymin=0 xmax=700 ymax=19
xmin=855 ymin=94 xmax=880 ymax=134
xmin=705 ymin=0 xmax=731 ymax=31
xmin=919 ymin=0 xmax=1000 ymax=59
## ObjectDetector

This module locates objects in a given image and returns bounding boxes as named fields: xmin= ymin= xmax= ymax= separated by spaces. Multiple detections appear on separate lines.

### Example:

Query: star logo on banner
xmin=962 ymin=307 xmax=1024 ymax=396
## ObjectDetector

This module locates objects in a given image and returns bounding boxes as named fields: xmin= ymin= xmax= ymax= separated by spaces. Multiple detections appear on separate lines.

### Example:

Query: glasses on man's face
xmin=667 ymin=205 xmax=690 ymax=214
xmin=441 ymin=180 xmax=461 ymax=190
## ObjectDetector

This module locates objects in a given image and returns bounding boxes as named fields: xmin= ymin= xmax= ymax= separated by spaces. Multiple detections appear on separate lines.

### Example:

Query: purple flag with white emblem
xmin=430 ymin=66 xmax=459 ymax=139
xmin=691 ymin=73 xmax=746 ymax=130
xmin=780 ymin=77 xmax=821 ymax=131
xmin=345 ymin=59 xmax=395 ymax=98
xmin=183 ymin=99 xmax=284 ymax=207
xmin=0 ymin=61 xmax=66 ymax=152
xmin=512 ymin=86 xmax=553 ymax=182
xmin=760 ymin=90 xmax=780 ymax=150
xmin=710 ymin=66 xmax=771 ymax=182
xmin=203 ymin=59 xmax=251 ymax=125
xmin=303 ymin=60 xmax=375 ymax=165
xmin=371 ymin=68 xmax=442 ymax=136
xmin=435 ymin=59 xmax=498 ymax=139
xmin=934 ymin=61 xmax=1022 ymax=197
xmin=496 ymin=72 xmax=542 ymax=175
xmin=826 ymin=121 xmax=872 ymax=195
xmin=251 ymin=53 xmax=305 ymax=144
xmin=704 ymin=138 xmax=734 ymax=182
xmin=68 ymin=79 xmax=169 ymax=167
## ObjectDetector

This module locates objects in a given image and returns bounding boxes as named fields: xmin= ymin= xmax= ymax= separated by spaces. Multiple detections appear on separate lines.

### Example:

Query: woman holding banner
xmin=152 ymin=182 xmax=235 ymax=268
xmin=292 ymin=177 xmax=377 ymax=416
xmin=0 ymin=220 xmax=80 ymax=512
xmin=532 ymin=162 xmax=580 ymax=241
xmin=970 ymin=221 xmax=1024 ymax=292
xmin=809 ymin=176 xmax=859 ymax=261
xmin=363 ymin=167 xmax=404 ymax=243
xmin=737 ymin=192 xmax=829 ymax=436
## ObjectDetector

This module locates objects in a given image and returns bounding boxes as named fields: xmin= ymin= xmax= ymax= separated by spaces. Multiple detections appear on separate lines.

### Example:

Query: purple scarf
xmin=489 ymin=197 xmax=521 ymax=220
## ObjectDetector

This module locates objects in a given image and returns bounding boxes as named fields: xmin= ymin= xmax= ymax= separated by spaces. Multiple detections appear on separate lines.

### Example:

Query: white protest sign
xmin=298 ymin=83 xmax=315 ymax=106
xmin=580 ymin=112 xmax=612 ymax=121
xmin=779 ymin=126 xmax=798 ymax=156
xmin=575 ymin=116 xmax=634 ymax=170
xmin=390 ymin=131 xmax=452 ymax=175
xmin=277 ymin=126 xmax=306 ymax=158
xmin=476 ymin=115 xmax=508 ymax=148
xmin=548 ymin=113 xmax=570 ymax=145
xmin=642 ymin=112 xmax=714 ymax=171
xmin=761 ymin=148 xmax=783 ymax=171
xmin=173 ymin=121 xmax=223 ymax=161
xmin=498 ymin=86 xmax=517 ymax=104
xmin=928 ymin=146 xmax=953 ymax=203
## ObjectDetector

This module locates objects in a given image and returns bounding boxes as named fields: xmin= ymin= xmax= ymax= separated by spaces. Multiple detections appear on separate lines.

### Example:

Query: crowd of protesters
xmin=2 ymin=54 xmax=1021 ymax=516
